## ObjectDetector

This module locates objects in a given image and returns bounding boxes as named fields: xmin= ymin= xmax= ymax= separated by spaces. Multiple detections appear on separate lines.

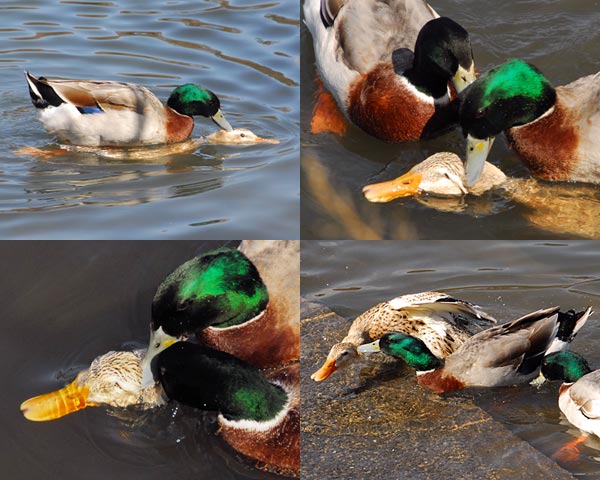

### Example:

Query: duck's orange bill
xmin=20 ymin=379 xmax=96 ymax=422
xmin=362 ymin=172 xmax=423 ymax=203
xmin=310 ymin=358 xmax=337 ymax=382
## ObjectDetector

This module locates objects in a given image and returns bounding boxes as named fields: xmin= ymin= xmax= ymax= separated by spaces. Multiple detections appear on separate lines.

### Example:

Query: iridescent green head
xmin=151 ymin=247 xmax=269 ymax=337
xmin=542 ymin=351 xmax=592 ymax=384
xmin=459 ymin=59 xmax=556 ymax=139
xmin=167 ymin=84 xmax=232 ymax=131
xmin=379 ymin=332 xmax=442 ymax=371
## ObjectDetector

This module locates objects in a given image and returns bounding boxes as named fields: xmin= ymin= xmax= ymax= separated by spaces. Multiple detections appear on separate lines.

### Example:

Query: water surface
xmin=0 ymin=0 xmax=299 ymax=239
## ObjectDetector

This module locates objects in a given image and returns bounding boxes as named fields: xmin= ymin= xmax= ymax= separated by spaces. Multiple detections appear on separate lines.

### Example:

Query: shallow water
xmin=1 ymin=241 xmax=283 ymax=479
xmin=302 ymin=240 xmax=600 ymax=477
xmin=0 ymin=0 xmax=299 ymax=239
xmin=300 ymin=0 xmax=600 ymax=239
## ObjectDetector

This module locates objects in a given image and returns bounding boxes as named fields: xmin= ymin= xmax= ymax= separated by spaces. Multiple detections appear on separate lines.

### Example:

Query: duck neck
xmin=224 ymin=376 xmax=288 ymax=422
xmin=403 ymin=67 xmax=449 ymax=100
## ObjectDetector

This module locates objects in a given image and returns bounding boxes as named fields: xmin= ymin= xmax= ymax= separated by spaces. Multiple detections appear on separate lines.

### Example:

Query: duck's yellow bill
xmin=310 ymin=358 xmax=337 ymax=382
xmin=363 ymin=172 xmax=423 ymax=203
xmin=20 ymin=379 xmax=96 ymax=422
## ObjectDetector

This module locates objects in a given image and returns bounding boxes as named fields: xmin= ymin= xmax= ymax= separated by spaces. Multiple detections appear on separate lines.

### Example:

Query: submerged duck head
xmin=21 ymin=350 xmax=164 ymax=421
xmin=140 ymin=247 xmax=269 ymax=386
xmin=363 ymin=152 xmax=506 ymax=202
xmin=459 ymin=59 xmax=556 ymax=185
xmin=206 ymin=128 xmax=279 ymax=145
xmin=167 ymin=84 xmax=233 ymax=132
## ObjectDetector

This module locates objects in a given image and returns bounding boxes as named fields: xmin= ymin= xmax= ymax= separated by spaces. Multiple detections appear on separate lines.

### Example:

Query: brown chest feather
xmin=165 ymin=107 xmax=194 ymax=143
xmin=346 ymin=64 xmax=457 ymax=142
xmin=507 ymin=101 xmax=579 ymax=180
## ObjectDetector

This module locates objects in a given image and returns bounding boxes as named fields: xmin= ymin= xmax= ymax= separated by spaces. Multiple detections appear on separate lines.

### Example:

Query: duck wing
xmin=321 ymin=0 xmax=438 ymax=73
xmin=25 ymin=72 xmax=161 ymax=114
xmin=446 ymin=306 xmax=560 ymax=386
xmin=389 ymin=291 xmax=497 ymax=328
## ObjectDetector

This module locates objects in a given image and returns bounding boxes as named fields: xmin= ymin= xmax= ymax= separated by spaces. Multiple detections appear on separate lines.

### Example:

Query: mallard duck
xmin=25 ymin=71 xmax=233 ymax=146
xmin=141 ymin=241 xmax=299 ymax=386
xmin=542 ymin=351 xmax=600 ymax=436
xmin=310 ymin=291 xmax=496 ymax=382
xmin=20 ymin=350 xmax=164 ymax=421
xmin=460 ymin=59 xmax=600 ymax=186
xmin=155 ymin=342 xmax=299 ymax=477
xmin=304 ymin=0 xmax=476 ymax=142
xmin=359 ymin=306 xmax=591 ymax=392
xmin=363 ymin=152 xmax=507 ymax=202
xmin=21 ymin=343 xmax=300 ymax=478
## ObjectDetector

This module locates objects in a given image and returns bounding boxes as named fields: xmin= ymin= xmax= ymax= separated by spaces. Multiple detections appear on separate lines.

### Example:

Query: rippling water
xmin=302 ymin=240 xmax=600 ymax=477
xmin=0 ymin=0 xmax=299 ymax=239
xmin=2 ymin=241 xmax=283 ymax=479
xmin=301 ymin=0 xmax=600 ymax=239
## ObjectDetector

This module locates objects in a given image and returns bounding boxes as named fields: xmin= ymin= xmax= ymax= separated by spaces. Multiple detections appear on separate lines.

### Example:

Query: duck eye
xmin=154 ymin=342 xmax=160 ymax=349
xmin=240 ymin=133 xmax=246 ymax=138
xmin=341 ymin=351 xmax=348 ymax=356
xmin=474 ymin=109 xmax=486 ymax=119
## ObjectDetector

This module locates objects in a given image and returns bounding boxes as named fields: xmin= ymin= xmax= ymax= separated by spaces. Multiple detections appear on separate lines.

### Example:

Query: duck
xmin=310 ymin=291 xmax=496 ymax=382
xmin=21 ymin=343 xmax=300 ymax=478
xmin=459 ymin=59 xmax=600 ymax=186
xmin=362 ymin=152 xmax=507 ymax=202
xmin=140 ymin=241 xmax=299 ymax=386
xmin=358 ymin=306 xmax=591 ymax=393
xmin=541 ymin=350 xmax=600 ymax=459
xmin=542 ymin=351 xmax=600 ymax=435
xmin=304 ymin=0 xmax=476 ymax=142
xmin=20 ymin=349 xmax=164 ymax=421
xmin=25 ymin=71 xmax=233 ymax=147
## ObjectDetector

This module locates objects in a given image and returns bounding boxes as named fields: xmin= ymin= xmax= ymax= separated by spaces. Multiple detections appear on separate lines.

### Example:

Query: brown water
xmin=301 ymin=240 xmax=600 ymax=477
xmin=301 ymin=0 xmax=600 ymax=239
xmin=1 ymin=241 xmax=281 ymax=479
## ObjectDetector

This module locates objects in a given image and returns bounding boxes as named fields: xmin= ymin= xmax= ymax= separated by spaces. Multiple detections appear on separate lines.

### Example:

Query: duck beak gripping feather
xmin=211 ymin=109 xmax=233 ymax=132
xmin=310 ymin=358 xmax=338 ymax=382
xmin=357 ymin=340 xmax=381 ymax=354
xmin=465 ymin=134 xmax=494 ymax=186
xmin=140 ymin=326 xmax=179 ymax=388
xmin=452 ymin=64 xmax=477 ymax=94
xmin=20 ymin=376 xmax=95 ymax=421
xmin=363 ymin=171 xmax=423 ymax=203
